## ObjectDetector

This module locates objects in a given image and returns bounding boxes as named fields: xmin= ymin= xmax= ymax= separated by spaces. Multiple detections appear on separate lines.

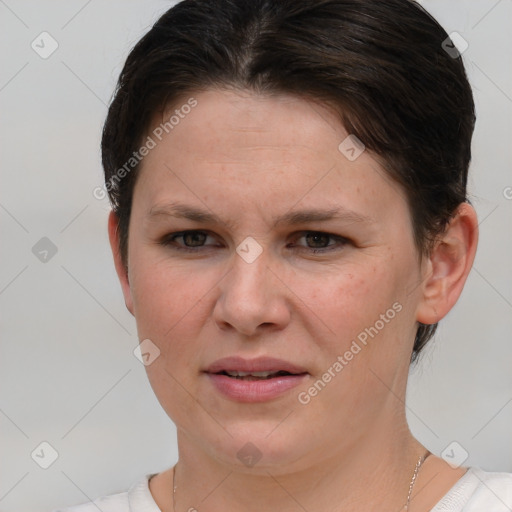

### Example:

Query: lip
xmin=204 ymin=356 xmax=309 ymax=403
xmin=205 ymin=356 xmax=308 ymax=375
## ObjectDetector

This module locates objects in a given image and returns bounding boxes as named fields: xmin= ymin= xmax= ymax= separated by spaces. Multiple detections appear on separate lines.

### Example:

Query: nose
xmin=212 ymin=246 xmax=291 ymax=337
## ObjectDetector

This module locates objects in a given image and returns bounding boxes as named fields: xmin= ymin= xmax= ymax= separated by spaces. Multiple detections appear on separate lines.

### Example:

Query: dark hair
xmin=101 ymin=0 xmax=475 ymax=364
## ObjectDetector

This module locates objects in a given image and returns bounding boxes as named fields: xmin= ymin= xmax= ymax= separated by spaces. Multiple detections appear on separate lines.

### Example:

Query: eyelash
xmin=159 ymin=230 xmax=349 ymax=254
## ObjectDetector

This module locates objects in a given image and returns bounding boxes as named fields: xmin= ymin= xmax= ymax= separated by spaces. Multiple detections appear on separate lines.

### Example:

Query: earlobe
xmin=107 ymin=211 xmax=134 ymax=316
xmin=416 ymin=203 xmax=478 ymax=325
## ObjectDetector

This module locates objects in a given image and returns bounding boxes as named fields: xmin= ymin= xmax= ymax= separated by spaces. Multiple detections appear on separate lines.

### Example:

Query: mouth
xmin=213 ymin=370 xmax=305 ymax=381
xmin=204 ymin=357 xmax=309 ymax=402
xmin=204 ymin=356 xmax=309 ymax=378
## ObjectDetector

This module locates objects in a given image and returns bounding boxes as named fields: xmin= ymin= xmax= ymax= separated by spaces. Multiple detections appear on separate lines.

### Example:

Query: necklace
xmin=172 ymin=450 xmax=430 ymax=512
xmin=405 ymin=451 xmax=431 ymax=510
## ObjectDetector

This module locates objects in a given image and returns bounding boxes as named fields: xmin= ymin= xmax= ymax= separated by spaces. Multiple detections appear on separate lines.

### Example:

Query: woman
xmin=57 ymin=0 xmax=512 ymax=510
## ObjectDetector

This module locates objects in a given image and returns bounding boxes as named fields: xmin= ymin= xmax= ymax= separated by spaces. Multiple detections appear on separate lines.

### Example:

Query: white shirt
xmin=53 ymin=467 xmax=512 ymax=512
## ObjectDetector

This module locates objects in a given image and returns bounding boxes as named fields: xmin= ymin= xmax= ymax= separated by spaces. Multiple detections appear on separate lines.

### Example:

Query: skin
xmin=108 ymin=89 xmax=478 ymax=511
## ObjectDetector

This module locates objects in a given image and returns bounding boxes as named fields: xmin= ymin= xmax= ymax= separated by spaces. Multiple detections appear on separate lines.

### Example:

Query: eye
xmin=291 ymin=231 xmax=349 ymax=253
xmin=160 ymin=230 xmax=219 ymax=252
xmin=160 ymin=229 xmax=349 ymax=255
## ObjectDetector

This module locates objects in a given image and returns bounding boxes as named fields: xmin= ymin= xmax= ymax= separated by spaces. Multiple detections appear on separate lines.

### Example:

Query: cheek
xmin=304 ymin=266 xmax=387 ymax=333
xmin=304 ymin=261 xmax=413 ymax=356
xmin=131 ymin=264 xmax=208 ymax=396
xmin=129 ymin=258 xmax=210 ymax=342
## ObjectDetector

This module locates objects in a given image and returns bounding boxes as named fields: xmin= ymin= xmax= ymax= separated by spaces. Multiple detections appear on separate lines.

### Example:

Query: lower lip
xmin=206 ymin=373 xmax=308 ymax=402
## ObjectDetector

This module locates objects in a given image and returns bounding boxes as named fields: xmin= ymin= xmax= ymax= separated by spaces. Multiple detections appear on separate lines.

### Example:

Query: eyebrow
xmin=147 ymin=201 xmax=373 ymax=229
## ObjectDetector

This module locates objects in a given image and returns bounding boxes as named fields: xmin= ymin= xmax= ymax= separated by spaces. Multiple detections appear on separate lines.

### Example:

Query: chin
xmin=194 ymin=421 xmax=314 ymax=474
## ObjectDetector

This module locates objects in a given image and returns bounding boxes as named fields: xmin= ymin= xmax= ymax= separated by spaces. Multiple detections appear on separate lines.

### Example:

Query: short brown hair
xmin=101 ymin=0 xmax=476 ymax=363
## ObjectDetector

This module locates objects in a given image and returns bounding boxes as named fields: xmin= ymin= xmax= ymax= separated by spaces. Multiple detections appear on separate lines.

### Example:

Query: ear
xmin=108 ymin=211 xmax=134 ymax=316
xmin=416 ymin=203 xmax=479 ymax=325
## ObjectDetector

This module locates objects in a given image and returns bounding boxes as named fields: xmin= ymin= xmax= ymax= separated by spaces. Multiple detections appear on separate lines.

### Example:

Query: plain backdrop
xmin=0 ymin=1 xmax=511 ymax=511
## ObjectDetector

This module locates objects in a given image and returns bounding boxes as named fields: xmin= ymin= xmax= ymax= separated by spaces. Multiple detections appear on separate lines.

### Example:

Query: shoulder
xmin=51 ymin=490 xmax=130 ymax=512
xmin=432 ymin=467 xmax=512 ymax=512
xmin=52 ymin=474 xmax=160 ymax=512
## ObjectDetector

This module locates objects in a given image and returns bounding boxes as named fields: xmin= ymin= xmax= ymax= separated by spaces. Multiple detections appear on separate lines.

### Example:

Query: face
xmin=115 ymin=89 xmax=428 ymax=472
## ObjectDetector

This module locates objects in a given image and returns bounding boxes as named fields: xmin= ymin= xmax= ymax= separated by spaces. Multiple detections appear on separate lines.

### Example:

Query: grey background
xmin=0 ymin=1 xmax=511 ymax=511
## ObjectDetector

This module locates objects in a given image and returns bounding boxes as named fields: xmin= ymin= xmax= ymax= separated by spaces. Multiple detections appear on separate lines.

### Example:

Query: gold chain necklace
xmin=172 ymin=451 xmax=430 ymax=512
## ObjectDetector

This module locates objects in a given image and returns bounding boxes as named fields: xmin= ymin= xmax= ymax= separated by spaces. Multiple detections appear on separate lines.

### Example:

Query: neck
xmin=172 ymin=420 xmax=425 ymax=512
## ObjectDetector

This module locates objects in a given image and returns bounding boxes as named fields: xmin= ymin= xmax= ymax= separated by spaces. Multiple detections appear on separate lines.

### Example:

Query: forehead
xmin=148 ymin=89 xmax=344 ymax=160
xmin=134 ymin=88 xmax=408 ymax=227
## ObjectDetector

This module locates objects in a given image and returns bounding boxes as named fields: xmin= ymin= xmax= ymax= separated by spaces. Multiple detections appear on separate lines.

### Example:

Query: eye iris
xmin=183 ymin=232 xmax=206 ymax=247
xmin=306 ymin=233 xmax=329 ymax=248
